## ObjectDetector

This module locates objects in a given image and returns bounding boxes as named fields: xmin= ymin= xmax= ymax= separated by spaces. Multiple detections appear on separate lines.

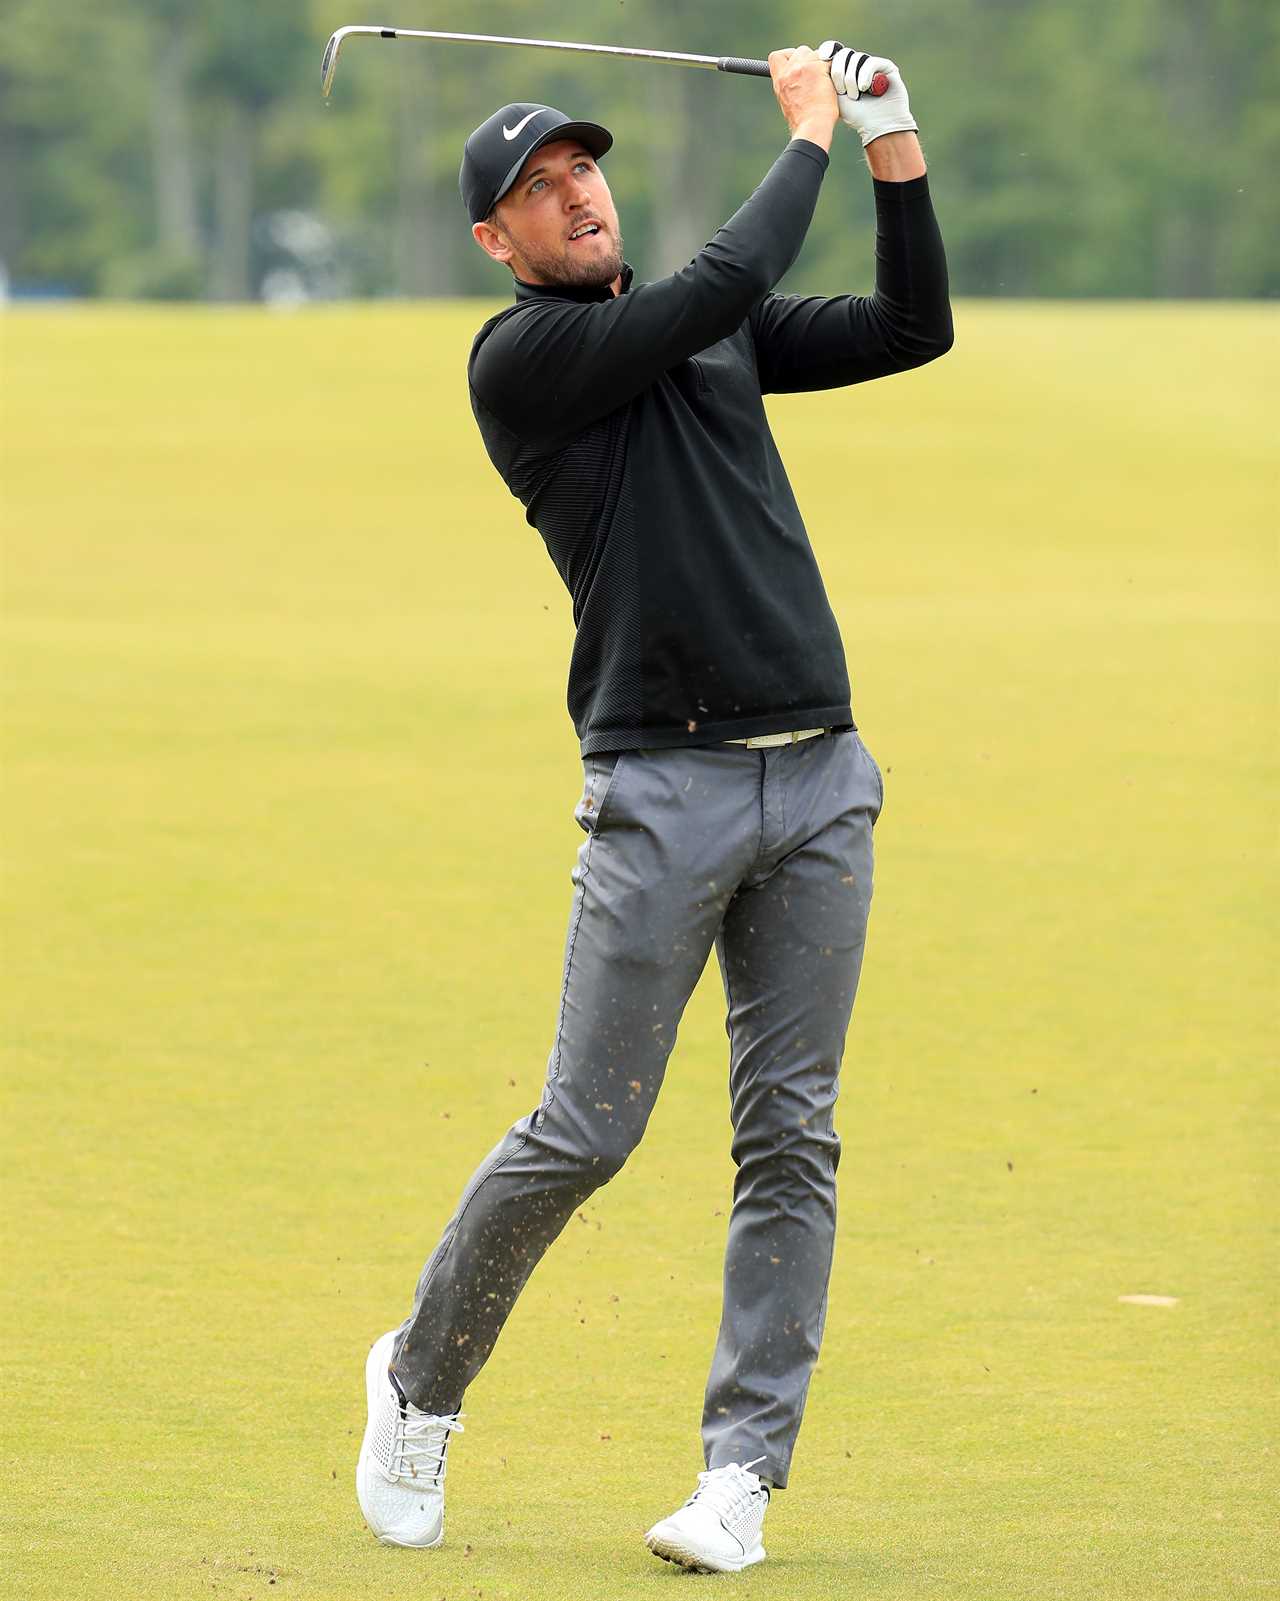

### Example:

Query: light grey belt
xmin=724 ymin=727 xmax=829 ymax=749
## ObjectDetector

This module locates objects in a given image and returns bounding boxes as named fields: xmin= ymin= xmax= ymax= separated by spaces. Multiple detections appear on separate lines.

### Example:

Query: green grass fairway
xmin=3 ymin=300 xmax=1276 ymax=1600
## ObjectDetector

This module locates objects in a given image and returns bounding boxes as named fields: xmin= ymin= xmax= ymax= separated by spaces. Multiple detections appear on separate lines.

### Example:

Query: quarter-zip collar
xmin=513 ymin=262 xmax=634 ymax=304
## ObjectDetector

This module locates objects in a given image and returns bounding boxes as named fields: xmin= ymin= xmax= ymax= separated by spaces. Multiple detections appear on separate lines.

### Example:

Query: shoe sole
xmin=644 ymin=1532 xmax=765 ymax=1574
xmin=356 ymin=1332 xmax=444 ymax=1549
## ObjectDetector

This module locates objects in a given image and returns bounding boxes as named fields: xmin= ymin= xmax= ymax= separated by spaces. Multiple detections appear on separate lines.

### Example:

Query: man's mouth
xmin=568 ymin=221 xmax=603 ymax=243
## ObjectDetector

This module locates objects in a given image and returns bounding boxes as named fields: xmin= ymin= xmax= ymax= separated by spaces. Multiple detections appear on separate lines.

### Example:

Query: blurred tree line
xmin=1 ymin=0 xmax=1276 ymax=300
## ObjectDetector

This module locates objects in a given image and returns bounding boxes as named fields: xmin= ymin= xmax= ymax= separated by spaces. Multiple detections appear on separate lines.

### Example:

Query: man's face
xmin=472 ymin=139 xmax=624 ymax=292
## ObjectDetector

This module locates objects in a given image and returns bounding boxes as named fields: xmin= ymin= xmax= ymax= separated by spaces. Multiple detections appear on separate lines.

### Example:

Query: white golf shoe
xmin=644 ymin=1459 xmax=770 ymax=1573
xmin=355 ymin=1330 xmax=464 ymax=1548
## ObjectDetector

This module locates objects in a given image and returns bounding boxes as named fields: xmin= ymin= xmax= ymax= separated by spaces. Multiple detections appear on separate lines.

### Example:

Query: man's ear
xmin=472 ymin=216 xmax=513 ymax=265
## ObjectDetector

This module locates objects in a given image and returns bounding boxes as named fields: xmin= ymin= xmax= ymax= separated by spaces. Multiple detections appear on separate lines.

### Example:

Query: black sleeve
xmin=748 ymin=173 xmax=953 ymax=394
xmin=470 ymin=140 xmax=830 ymax=445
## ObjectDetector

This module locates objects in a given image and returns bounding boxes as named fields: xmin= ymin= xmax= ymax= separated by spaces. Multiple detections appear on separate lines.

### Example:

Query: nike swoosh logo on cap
xmin=502 ymin=110 xmax=541 ymax=141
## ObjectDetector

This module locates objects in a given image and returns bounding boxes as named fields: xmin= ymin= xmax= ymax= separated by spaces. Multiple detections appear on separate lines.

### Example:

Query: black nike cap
xmin=460 ymin=102 xmax=613 ymax=226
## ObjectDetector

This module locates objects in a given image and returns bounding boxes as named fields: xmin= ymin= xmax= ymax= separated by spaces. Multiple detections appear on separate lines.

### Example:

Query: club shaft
xmin=322 ymin=25 xmax=770 ymax=97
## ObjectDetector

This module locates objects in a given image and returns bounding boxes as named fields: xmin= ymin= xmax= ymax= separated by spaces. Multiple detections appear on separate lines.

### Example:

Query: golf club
xmin=321 ymin=25 xmax=891 ymax=101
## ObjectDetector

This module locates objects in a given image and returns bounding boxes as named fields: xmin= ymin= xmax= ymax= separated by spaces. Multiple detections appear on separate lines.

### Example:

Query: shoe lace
xmin=688 ymin=1457 xmax=768 ymax=1519
xmin=390 ymin=1408 xmax=465 ymax=1485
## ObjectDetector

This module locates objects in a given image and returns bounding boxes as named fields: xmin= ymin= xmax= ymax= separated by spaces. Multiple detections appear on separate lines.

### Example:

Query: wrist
xmin=864 ymin=129 xmax=926 ymax=180
xmin=789 ymin=116 xmax=835 ymax=153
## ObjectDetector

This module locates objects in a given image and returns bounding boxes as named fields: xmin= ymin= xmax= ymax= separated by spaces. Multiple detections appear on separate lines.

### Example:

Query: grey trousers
xmin=391 ymin=729 xmax=883 ymax=1488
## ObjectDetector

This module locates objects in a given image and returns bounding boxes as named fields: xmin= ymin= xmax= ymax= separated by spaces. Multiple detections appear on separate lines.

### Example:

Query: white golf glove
xmin=817 ymin=41 xmax=918 ymax=146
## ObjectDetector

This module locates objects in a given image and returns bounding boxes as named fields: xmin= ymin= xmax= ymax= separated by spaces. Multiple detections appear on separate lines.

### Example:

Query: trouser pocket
xmin=853 ymin=732 xmax=885 ymax=821
xmin=576 ymin=752 xmax=628 ymax=833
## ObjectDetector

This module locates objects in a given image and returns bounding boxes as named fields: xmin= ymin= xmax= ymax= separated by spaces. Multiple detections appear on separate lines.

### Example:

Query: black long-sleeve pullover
xmin=467 ymin=139 xmax=952 ymax=754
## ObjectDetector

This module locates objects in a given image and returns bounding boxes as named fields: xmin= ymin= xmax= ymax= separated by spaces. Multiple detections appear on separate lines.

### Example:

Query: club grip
xmin=717 ymin=57 xmax=771 ymax=77
xmin=717 ymin=56 xmax=890 ymax=95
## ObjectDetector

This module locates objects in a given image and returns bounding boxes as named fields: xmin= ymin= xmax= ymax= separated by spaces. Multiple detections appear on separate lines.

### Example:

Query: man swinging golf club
xmin=357 ymin=40 xmax=952 ymax=1573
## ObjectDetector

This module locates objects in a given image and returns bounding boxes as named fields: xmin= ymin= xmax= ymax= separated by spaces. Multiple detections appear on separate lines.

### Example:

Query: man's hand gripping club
xmin=771 ymin=40 xmax=927 ymax=180
xmin=768 ymin=45 xmax=841 ymax=151
xmin=817 ymin=42 xmax=917 ymax=146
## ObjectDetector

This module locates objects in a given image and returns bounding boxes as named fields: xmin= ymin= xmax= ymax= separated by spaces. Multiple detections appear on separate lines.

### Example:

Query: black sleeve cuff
xmin=787 ymin=138 xmax=831 ymax=171
xmin=872 ymin=173 xmax=932 ymax=202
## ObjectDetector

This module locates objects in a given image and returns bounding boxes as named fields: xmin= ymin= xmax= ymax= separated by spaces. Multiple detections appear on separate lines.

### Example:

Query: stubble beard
xmin=513 ymin=225 xmax=625 ymax=290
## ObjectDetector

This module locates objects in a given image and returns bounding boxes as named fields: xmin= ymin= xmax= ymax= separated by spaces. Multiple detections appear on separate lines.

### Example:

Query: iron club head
xmin=322 ymin=25 xmax=396 ymax=98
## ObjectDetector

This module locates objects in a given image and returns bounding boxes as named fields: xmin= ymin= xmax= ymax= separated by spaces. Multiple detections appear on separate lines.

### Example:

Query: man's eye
xmin=530 ymin=179 xmax=546 ymax=193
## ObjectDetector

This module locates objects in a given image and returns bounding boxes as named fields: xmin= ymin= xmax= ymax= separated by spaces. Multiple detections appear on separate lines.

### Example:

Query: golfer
xmin=357 ymin=42 xmax=951 ymax=1573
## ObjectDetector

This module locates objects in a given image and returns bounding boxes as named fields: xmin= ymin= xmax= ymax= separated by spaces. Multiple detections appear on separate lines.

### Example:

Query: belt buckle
xmin=727 ymin=727 xmax=828 ymax=750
